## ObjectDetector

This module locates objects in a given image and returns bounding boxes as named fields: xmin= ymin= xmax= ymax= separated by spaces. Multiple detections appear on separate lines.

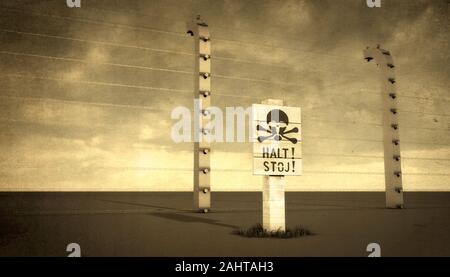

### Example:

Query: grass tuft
xmin=234 ymin=224 xmax=312 ymax=239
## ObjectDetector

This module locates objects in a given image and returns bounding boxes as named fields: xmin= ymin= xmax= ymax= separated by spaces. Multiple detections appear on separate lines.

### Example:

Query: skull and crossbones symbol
xmin=257 ymin=109 xmax=299 ymax=144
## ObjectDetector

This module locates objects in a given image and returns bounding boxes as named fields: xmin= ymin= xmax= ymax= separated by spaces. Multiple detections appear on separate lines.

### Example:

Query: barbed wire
xmin=2 ymin=92 xmax=448 ymax=133
xmin=0 ymin=44 xmax=448 ymax=103
xmin=0 ymin=28 xmax=192 ymax=55
xmin=79 ymin=2 xmax=449 ymax=65
xmin=2 ymin=4 xmax=449 ymax=78
xmin=0 ymin=5 xmax=368 ymax=64
xmin=3 ymin=3 xmax=449 ymax=79
xmin=1 ymin=4 xmax=448 ymax=89
xmin=1 ymin=164 xmax=448 ymax=177
xmin=397 ymin=110 xmax=450 ymax=118
xmin=0 ymin=95 xmax=166 ymax=112
xmin=0 ymin=29 xmax=357 ymax=79
xmin=0 ymin=5 xmax=187 ymax=37
xmin=0 ymin=73 xmax=192 ymax=94
xmin=0 ymin=93 xmax=448 ymax=135
xmin=0 ymin=28 xmax=298 ymax=71
xmin=70 ymin=4 xmax=342 ymax=51
xmin=2 ymin=115 xmax=448 ymax=148
xmin=0 ymin=50 xmax=309 ymax=87
xmin=0 ymin=4 xmax=448 ymax=189
xmin=1 ymin=119 xmax=448 ymax=162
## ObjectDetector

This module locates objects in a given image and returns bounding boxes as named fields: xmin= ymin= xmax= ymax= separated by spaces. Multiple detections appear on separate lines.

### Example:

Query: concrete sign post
xmin=364 ymin=45 xmax=404 ymax=209
xmin=188 ymin=16 xmax=212 ymax=213
xmin=253 ymin=99 xmax=302 ymax=231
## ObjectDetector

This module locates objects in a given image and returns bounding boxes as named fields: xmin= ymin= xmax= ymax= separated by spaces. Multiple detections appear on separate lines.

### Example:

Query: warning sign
xmin=252 ymin=104 xmax=302 ymax=176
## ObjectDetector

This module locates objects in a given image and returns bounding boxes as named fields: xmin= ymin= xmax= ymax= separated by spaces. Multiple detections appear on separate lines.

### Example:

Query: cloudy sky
xmin=0 ymin=0 xmax=448 ymax=191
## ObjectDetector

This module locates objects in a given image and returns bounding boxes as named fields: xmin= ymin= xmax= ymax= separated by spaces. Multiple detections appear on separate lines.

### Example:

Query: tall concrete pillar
xmin=364 ymin=45 xmax=404 ymax=209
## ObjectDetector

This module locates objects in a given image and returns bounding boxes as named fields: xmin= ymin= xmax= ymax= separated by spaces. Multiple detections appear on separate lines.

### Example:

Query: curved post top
xmin=363 ymin=45 xmax=395 ymax=66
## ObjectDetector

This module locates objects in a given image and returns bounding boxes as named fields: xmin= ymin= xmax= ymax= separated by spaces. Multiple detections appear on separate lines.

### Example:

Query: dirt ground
xmin=0 ymin=192 xmax=449 ymax=257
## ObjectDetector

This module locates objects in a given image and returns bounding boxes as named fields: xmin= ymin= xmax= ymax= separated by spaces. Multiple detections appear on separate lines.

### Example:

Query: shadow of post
xmin=97 ymin=199 xmax=239 ymax=229
xmin=148 ymin=212 xmax=239 ymax=229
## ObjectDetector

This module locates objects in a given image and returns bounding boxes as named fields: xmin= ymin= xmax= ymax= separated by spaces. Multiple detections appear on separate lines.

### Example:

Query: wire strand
xmin=2 ymin=29 xmax=448 ymax=101
xmin=2 ymin=73 xmax=449 ymax=122
xmin=1 ymin=75 xmax=448 ymax=132
xmin=0 ymin=73 xmax=191 ymax=94
xmin=1 ymin=4 xmax=448 ymax=87
xmin=0 ymin=50 xmax=193 ymax=74
xmin=0 ymin=95 xmax=166 ymax=112
xmin=3 ymin=48 xmax=449 ymax=106
xmin=0 ymin=50 xmax=309 ymax=87
xmin=0 ymin=5 xmax=187 ymax=37
xmin=0 ymin=29 xmax=312 ymax=73
xmin=0 ymin=28 xmax=193 ymax=55
xmin=0 ymin=5 xmax=366 ymax=64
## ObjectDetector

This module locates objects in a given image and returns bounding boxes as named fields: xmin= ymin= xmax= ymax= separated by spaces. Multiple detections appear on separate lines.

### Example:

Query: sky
xmin=0 ymin=0 xmax=448 ymax=191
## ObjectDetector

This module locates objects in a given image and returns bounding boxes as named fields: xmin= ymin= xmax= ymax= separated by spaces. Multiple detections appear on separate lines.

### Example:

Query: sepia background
xmin=0 ymin=0 xmax=448 ymax=191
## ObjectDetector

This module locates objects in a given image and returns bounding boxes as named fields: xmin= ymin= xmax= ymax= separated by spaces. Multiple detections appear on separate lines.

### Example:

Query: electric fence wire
xmin=0 ymin=5 xmax=448 ymax=175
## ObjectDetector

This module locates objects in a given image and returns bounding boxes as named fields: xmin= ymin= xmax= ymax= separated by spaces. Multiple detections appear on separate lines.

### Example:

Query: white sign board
xmin=252 ymin=104 xmax=302 ymax=176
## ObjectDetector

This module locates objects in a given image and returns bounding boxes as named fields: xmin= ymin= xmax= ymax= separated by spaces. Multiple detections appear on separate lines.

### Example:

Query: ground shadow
xmin=98 ymin=199 xmax=240 ymax=230
xmin=96 ymin=199 xmax=191 ymax=213
xmin=148 ymin=211 xmax=239 ymax=229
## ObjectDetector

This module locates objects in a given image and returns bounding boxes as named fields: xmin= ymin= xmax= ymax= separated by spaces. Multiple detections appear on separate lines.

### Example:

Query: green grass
xmin=234 ymin=224 xmax=312 ymax=239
